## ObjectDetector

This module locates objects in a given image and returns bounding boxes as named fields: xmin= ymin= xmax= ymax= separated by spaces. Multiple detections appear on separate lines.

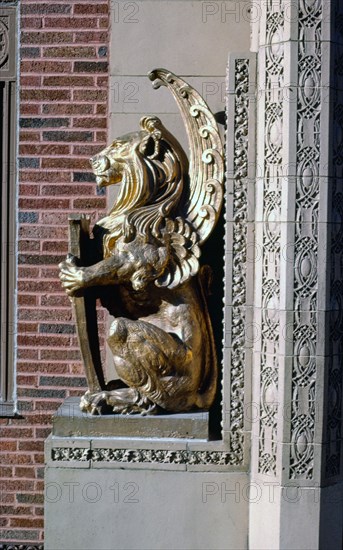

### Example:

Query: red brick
xmin=96 ymin=104 xmax=107 ymax=115
xmin=44 ymin=16 xmax=99 ymax=29
xmin=43 ymin=46 xmax=96 ymax=58
xmin=18 ymin=267 xmax=39 ymax=279
xmin=40 ymin=349 xmax=80 ymax=361
xmin=18 ymin=441 xmax=44 ymax=453
xmin=96 ymin=131 xmax=107 ymax=142
xmin=19 ymin=144 xmax=70 ymax=155
xmin=20 ymin=105 xmax=41 ymax=116
xmin=18 ymin=295 xmax=38 ymax=306
xmin=73 ymin=144 xmax=103 ymax=156
xmin=35 ymin=428 xmax=51 ymax=440
xmin=69 ymin=363 xmax=85 ymax=375
xmin=20 ymin=170 xmax=72 ymax=183
xmin=17 ymin=322 xmax=39 ymax=333
xmin=40 ymin=292 xmax=71 ymax=306
xmin=0 ymin=492 xmax=15 ymax=504
xmin=10 ymin=517 xmax=44 ymax=528
xmin=35 ymin=480 xmax=44 ymax=492
xmin=19 ymin=132 xmax=41 ymax=142
xmin=42 ymin=241 xmax=68 ymax=253
xmin=74 ymin=4 xmax=108 ymax=15
xmin=0 ymin=467 xmax=13 ymax=477
xmin=19 ymin=198 xmax=70 ymax=209
xmin=34 ymin=399 xmax=68 ymax=411
xmin=97 ymin=76 xmax=108 ymax=87
xmin=18 ymin=335 xmax=72 ymax=347
xmin=21 ymin=17 xmax=44 ymax=29
xmin=73 ymin=89 xmax=106 ymax=101
xmin=99 ymin=18 xmax=109 ymax=29
xmin=74 ymin=31 xmax=108 ymax=42
xmin=17 ymin=362 xmax=68 ymax=375
xmin=41 ymin=184 xmax=94 ymax=196
xmin=21 ymin=89 xmax=71 ymax=101
xmin=42 ymin=157 xmax=89 ymax=170
xmin=19 ymin=225 xmax=67 ymax=239
xmin=14 ymin=467 xmax=36 ymax=478
xmin=73 ymin=197 xmax=106 ymax=209
xmin=43 ymin=75 xmax=95 ymax=87
xmin=17 ymin=348 xmax=39 ymax=360
xmin=18 ymin=241 xmax=40 ymax=253
xmin=0 ymin=428 xmax=34 ymax=440
xmin=42 ymin=103 xmax=93 ymax=115
xmin=5 ymin=4 xmax=109 ymax=540
xmin=1 ymin=472 xmax=34 ymax=486
xmin=22 ymin=32 xmax=74 ymax=45
xmin=0 ymin=441 xmax=17 ymax=452
xmin=18 ymin=281 xmax=64 ymax=293
xmin=19 ymin=184 xmax=39 ymax=196
xmin=73 ymin=117 xmax=107 ymax=129
xmin=20 ymin=75 xmax=41 ymax=87
xmin=21 ymin=60 xmax=72 ymax=73
xmin=0 ymin=506 xmax=32 ymax=516
xmin=40 ymin=267 xmax=62 ymax=278
xmin=17 ymin=375 xmax=39 ymax=387
xmin=19 ymin=309 xmax=72 ymax=322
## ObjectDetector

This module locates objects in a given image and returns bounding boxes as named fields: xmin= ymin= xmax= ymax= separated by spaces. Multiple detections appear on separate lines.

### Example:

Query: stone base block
xmin=45 ymin=467 xmax=249 ymax=550
xmin=53 ymin=397 xmax=209 ymax=439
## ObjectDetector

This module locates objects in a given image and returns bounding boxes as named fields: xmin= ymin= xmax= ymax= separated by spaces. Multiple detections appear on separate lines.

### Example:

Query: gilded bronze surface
xmin=59 ymin=69 xmax=224 ymax=415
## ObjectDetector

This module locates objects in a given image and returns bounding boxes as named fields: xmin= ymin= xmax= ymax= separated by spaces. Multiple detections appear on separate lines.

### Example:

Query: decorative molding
xmin=258 ymin=4 xmax=284 ymax=476
xmin=325 ymin=2 xmax=343 ymax=480
xmin=51 ymin=447 xmax=237 ymax=466
xmin=225 ymin=57 xmax=251 ymax=464
xmin=0 ymin=546 xmax=43 ymax=550
xmin=51 ymin=447 xmax=90 ymax=462
xmin=289 ymin=0 xmax=322 ymax=481
xmin=0 ymin=18 xmax=9 ymax=68
xmin=0 ymin=5 xmax=17 ymax=413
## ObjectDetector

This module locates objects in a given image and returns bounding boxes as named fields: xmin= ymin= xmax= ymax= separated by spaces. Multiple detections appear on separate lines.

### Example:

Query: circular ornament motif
xmin=0 ymin=20 xmax=9 ymax=68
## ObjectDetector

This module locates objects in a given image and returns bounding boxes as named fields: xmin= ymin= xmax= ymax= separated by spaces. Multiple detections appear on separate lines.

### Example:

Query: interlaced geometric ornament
xmin=0 ymin=19 xmax=9 ymax=68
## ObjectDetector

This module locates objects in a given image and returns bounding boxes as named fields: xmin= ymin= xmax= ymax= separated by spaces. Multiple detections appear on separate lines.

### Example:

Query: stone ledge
xmin=53 ymin=397 xmax=209 ymax=440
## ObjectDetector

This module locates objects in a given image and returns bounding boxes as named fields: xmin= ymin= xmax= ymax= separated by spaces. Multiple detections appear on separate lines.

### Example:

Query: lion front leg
xmin=59 ymin=252 xmax=128 ymax=297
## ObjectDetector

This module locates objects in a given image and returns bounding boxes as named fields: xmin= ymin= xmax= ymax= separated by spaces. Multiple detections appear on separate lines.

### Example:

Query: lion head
xmin=90 ymin=116 xmax=188 ymax=257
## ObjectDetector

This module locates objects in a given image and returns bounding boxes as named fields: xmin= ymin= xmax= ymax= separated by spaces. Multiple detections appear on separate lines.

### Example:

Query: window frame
xmin=0 ymin=4 xmax=18 ymax=417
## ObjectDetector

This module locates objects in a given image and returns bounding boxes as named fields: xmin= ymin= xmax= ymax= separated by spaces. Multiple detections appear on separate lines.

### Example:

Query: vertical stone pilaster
xmin=324 ymin=1 xmax=343 ymax=486
xmin=250 ymin=1 xmax=343 ymax=548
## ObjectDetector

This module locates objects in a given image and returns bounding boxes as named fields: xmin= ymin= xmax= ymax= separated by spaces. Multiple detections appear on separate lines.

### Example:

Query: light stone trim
xmin=256 ymin=1 xmax=285 ymax=477
xmin=288 ymin=0 xmax=323 ymax=481
xmin=223 ymin=52 xmax=256 ymax=466
xmin=325 ymin=1 xmax=343 ymax=481
xmin=51 ymin=447 xmax=236 ymax=466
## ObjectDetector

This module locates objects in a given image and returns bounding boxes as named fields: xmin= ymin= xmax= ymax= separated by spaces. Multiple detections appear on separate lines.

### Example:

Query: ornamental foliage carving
xmin=51 ymin=447 xmax=236 ymax=466
xmin=227 ymin=57 xmax=251 ymax=464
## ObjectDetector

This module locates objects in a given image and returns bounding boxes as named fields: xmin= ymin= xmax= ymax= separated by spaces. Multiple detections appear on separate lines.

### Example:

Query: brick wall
xmin=0 ymin=1 xmax=109 ymax=544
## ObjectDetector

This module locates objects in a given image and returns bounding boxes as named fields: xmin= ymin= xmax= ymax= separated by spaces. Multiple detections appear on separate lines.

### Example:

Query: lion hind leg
xmin=80 ymin=387 xmax=158 ymax=415
xmin=107 ymin=317 xmax=194 ymax=412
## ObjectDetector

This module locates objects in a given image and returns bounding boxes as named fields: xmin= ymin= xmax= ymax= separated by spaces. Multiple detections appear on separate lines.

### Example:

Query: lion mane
xmin=91 ymin=116 xmax=189 ymax=261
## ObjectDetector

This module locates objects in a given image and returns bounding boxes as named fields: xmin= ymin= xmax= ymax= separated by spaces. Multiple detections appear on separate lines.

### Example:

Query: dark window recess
xmin=0 ymin=6 xmax=17 ymax=416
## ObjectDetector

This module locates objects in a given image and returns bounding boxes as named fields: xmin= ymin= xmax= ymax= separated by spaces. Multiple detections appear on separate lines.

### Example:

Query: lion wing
xmin=149 ymin=69 xmax=224 ymax=289
xmin=155 ymin=218 xmax=201 ymax=289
